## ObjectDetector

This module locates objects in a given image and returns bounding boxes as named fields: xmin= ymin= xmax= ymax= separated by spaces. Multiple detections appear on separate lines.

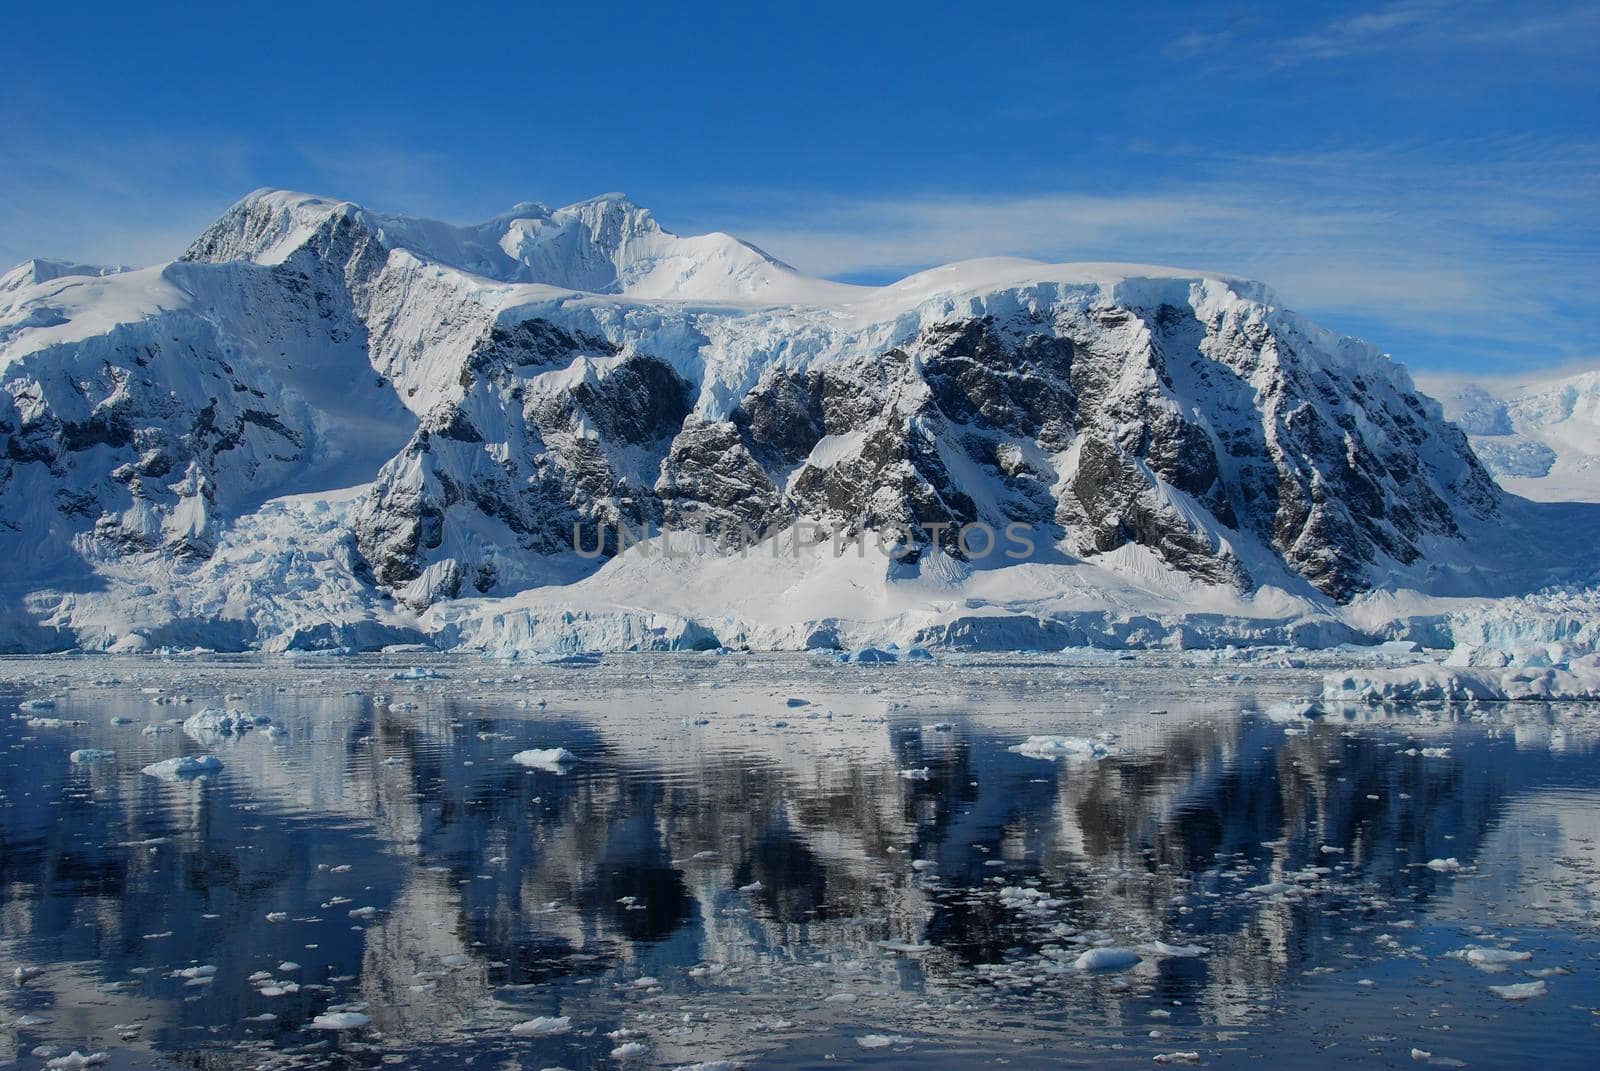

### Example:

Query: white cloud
xmin=1167 ymin=1 xmax=1600 ymax=73
xmin=715 ymin=135 xmax=1597 ymax=368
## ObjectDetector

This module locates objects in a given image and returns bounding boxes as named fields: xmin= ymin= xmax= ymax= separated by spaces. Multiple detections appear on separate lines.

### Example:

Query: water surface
xmin=2 ymin=652 xmax=1597 ymax=1069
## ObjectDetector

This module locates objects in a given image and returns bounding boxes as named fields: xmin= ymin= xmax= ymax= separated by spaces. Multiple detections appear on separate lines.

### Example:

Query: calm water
xmin=2 ymin=652 xmax=1598 ymax=1070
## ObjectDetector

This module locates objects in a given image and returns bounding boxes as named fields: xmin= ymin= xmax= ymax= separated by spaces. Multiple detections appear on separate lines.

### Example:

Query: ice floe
xmin=140 ymin=755 xmax=223 ymax=780
xmin=512 ymin=747 xmax=578 ymax=771
xmin=1074 ymin=947 xmax=1142 ymax=971
xmin=1009 ymin=734 xmax=1117 ymax=761
xmin=1487 ymin=979 xmax=1548 ymax=1000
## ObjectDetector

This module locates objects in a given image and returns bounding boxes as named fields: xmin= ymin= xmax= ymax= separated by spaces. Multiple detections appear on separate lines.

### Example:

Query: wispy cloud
xmin=1167 ymin=1 xmax=1600 ymax=72
xmin=718 ymin=135 xmax=1598 ymax=370
xmin=1280 ymin=0 xmax=1451 ymax=60
xmin=4 ymin=124 xmax=1592 ymax=376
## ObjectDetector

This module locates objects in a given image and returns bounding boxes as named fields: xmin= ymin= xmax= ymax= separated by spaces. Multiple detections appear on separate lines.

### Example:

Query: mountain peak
xmin=0 ymin=258 xmax=130 ymax=296
xmin=182 ymin=187 xmax=827 ymax=301
xmin=184 ymin=188 xmax=359 ymax=266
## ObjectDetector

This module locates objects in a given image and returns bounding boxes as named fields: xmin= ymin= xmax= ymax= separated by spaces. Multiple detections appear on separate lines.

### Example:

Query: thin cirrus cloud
xmin=1170 ymin=0 xmax=1600 ymax=67
xmin=726 ymin=137 xmax=1597 ymax=370
xmin=3 ymin=124 xmax=1591 ymax=375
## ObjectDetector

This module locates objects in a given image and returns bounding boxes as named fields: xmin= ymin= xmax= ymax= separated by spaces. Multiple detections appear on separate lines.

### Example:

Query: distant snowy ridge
xmin=1 ymin=187 xmax=1596 ymax=654
xmin=1419 ymin=369 xmax=1600 ymax=503
xmin=184 ymin=188 xmax=858 ymax=303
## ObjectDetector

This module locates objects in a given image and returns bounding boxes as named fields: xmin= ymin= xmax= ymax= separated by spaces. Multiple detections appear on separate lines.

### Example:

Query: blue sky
xmin=2 ymin=0 xmax=1595 ymax=374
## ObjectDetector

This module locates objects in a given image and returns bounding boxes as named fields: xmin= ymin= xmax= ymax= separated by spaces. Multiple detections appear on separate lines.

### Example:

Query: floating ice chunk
xmin=391 ymin=667 xmax=446 ymax=680
xmin=173 ymin=965 xmax=216 ymax=979
xmin=1323 ymin=666 xmax=1507 ymax=703
xmin=1424 ymin=858 xmax=1462 ymax=872
xmin=838 ymin=647 xmax=897 ymax=664
xmin=265 ymin=912 xmax=287 ymax=922
xmin=610 ymin=1041 xmax=649 ymax=1059
xmin=1463 ymin=947 xmax=1532 ymax=966
xmin=1010 ymin=735 xmax=1116 ymax=761
xmin=182 ymin=707 xmax=261 ymax=739
xmin=858 ymin=1034 xmax=912 ymax=1049
xmin=141 ymin=755 xmax=223 ymax=780
xmin=69 ymin=749 xmax=115 ymax=764
xmin=738 ymin=881 xmax=764 ymax=893
xmin=1074 ymin=947 xmax=1141 ymax=971
xmin=540 ymin=651 xmax=603 ymax=666
xmin=310 ymin=1011 xmax=372 ymax=1029
xmin=878 ymin=939 xmax=931 ymax=954
xmin=1525 ymin=966 xmax=1570 ymax=978
xmin=511 ymin=1016 xmax=571 ymax=1036
xmin=14 ymin=965 xmax=44 ymax=984
xmin=19 ymin=698 xmax=56 ymax=710
xmin=1488 ymin=979 xmax=1547 ymax=1000
xmin=512 ymin=747 xmax=578 ymax=771
xmin=1248 ymin=881 xmax=1293 ymax=895
xmin=140 ymin=724 xmax=173 ymax=735
xmin=899 ymin=767 xmax=932 ymax=780
xmin=1152 ymin=1054 xmax=1200 ymax=1065
xmin=44 ymin=1052 xmax=107 ymax=1070
xmin=1138 ymin=941 xmax=1208 ymax=958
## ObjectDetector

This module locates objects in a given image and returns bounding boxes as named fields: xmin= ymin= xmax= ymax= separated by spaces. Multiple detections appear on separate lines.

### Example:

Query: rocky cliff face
xmin=347 ymin=296 xmax=1499 ymax=604
xmin=0 ymin=188 xmax=1521 ymax=649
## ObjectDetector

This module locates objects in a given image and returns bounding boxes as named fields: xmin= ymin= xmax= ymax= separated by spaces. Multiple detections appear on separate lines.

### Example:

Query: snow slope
xmin=1 ymin=188 xmax=1596 ymax=654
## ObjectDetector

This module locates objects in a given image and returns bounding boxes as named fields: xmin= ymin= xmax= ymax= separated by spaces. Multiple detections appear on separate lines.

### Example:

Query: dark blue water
xmin=2 ymin=654 xmax=1597 ymax=1069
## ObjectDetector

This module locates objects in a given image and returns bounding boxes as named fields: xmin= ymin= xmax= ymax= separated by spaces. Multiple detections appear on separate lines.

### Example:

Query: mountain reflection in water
xmin=2 ymin=653 xmax=1598 ymax=1070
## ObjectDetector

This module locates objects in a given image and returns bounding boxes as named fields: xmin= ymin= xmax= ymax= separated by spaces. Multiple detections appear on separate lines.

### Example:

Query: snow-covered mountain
xmin=1 ymin=188 xmax=1594 ymax=653
xmin=1418 ymin=369 xmax=1600 ymax=503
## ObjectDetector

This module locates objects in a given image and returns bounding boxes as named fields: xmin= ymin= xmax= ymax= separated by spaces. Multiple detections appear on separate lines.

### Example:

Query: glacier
xmin=2 ymin=188 xmax=1597 ymax=659
xmin=1419 ymin=368 xmax=1600 ymax=504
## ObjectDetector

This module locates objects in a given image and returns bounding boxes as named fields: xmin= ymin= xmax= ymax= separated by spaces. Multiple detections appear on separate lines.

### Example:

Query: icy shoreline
xmin=6 ymin=577 xmax=1595 ymax=674
xmin=2 ymin=491 xmax=1594 ymax=676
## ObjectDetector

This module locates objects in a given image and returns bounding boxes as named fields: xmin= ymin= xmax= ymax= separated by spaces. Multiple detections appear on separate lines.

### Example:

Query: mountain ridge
xmin=0 ymin=188 xmax=1591 ymax=654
